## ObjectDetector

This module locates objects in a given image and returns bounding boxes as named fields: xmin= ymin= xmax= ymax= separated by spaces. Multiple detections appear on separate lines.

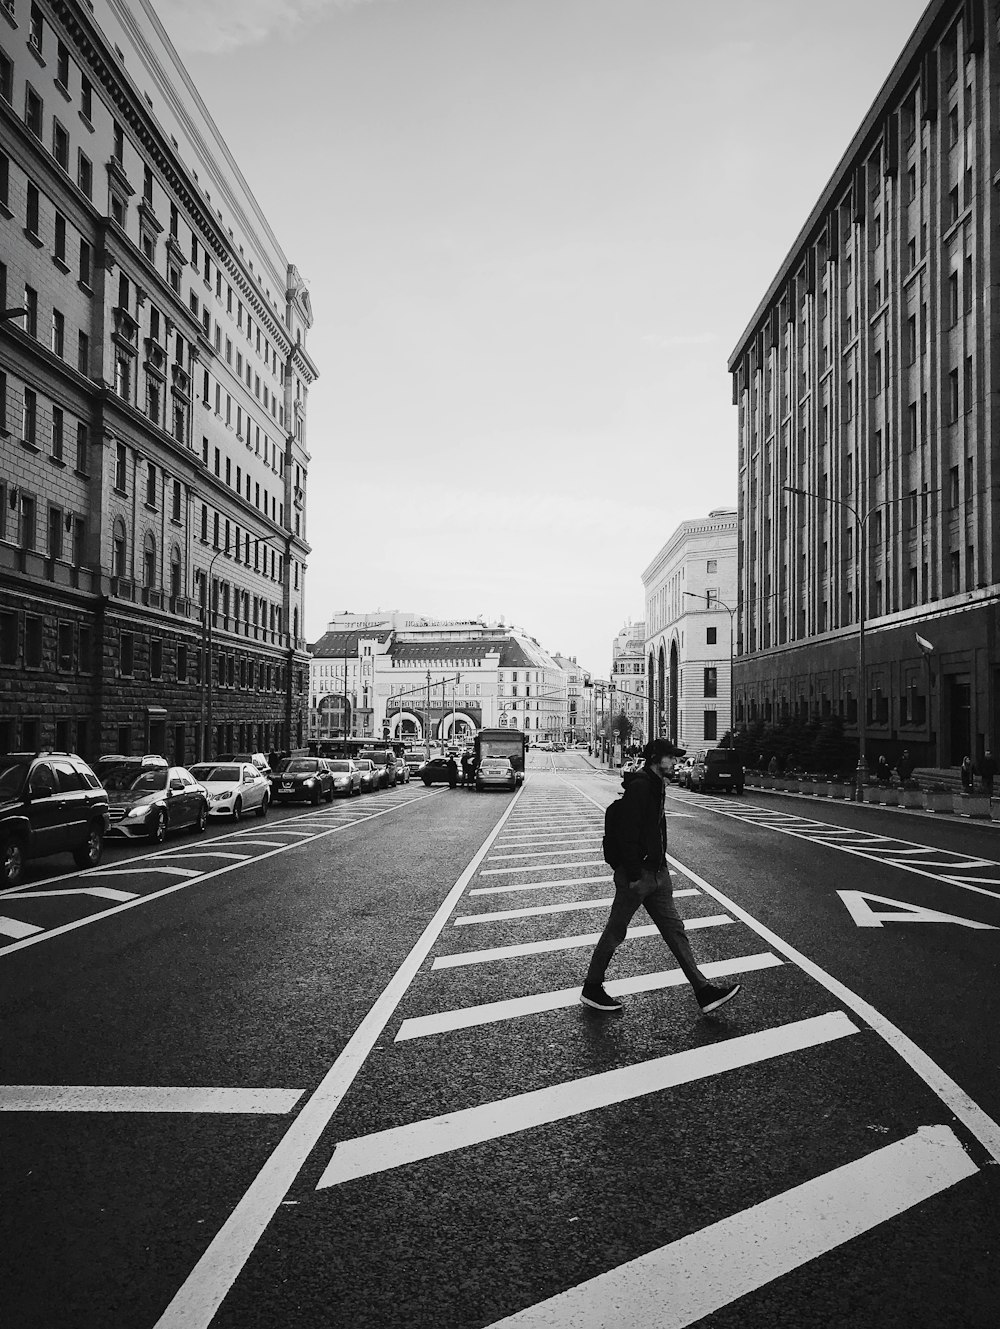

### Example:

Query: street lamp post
xmin=684 ymin=591 xmax=737 ymax=749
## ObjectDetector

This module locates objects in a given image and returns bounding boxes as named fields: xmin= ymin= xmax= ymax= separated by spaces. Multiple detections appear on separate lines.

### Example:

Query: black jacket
xmin=618 ymin=766 xmax=667 ymax=880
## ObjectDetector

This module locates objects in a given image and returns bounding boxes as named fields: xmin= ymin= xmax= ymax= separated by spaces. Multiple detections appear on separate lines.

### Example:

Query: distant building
xmin=610 ymin=623 xmax=646 ymax=747
xmin=642 ymin=511 xmax=738 ymax=747
xmin=0 ymin=0 xmax=315 ymax=763
xmin=552 ymin=654 xmax=586 ymax=743
xmin=728 ymin=0 xmax=998 ymax=767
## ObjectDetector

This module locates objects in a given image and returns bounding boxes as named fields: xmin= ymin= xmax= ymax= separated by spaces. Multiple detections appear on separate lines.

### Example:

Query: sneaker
xmin=580 ymin=983 xmax=623 ymax=1012
xmin=697 ymin=982 xmax=741 ymax=1014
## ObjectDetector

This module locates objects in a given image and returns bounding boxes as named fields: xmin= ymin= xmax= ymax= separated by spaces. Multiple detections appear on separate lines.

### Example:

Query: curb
xmin=741 ymin=783 xmax=998 ymax=829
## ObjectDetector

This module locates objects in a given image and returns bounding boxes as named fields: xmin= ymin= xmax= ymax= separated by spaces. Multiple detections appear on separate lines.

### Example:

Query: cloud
xmin=154 ymin=0 xmax=379 ymax=54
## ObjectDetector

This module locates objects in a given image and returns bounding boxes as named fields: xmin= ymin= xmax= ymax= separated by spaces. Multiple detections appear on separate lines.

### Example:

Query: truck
xmin=473 ymin=728 xmax=529 ymax=785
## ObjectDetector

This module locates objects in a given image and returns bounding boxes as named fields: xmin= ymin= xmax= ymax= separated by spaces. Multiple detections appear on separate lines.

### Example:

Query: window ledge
xmin=49 ymin=455 xmax=66 ymax=467
xmin=78 ymin=110 xmax=94 ymax=133
xmin=0 ymin=201 xmax=12 ymax=220
xmin=27 ymin=42 xmax=45 ymax=68
xmin=54 ymin=78 xmax=70 ymax=102
xmin=24 ymin=227 xmax=44 ymax=248
xmin=52 ymin=254 xmax=70 ymax=273
xmin=21 ymin=438 xmax=40 ymax=453
xmin=113 ymin=485 xmax=127 ymax=497
xmin=77 ymin=280 xmax=93 ymax=297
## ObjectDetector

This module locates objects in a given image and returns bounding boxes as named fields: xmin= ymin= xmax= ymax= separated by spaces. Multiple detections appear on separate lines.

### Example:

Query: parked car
xmin=402 ymin=753 xmax=425 ymax=779
xmin=0 ymin=751 xmax=110 ymax=886
xmin=687 ymin=747 xmax=745 ymax=794
xmin=188 ymin=762 xmax=270 ymax=820
xmin=394 ymin=758 xmax=410 ymax=784
xmin=420 ymin=756 xmax=456 ymax=786
xmin=218 ymin=751 xmax=272 ymax=776
xmin=271 ymin=757 xmax=334 ymax=804
xmin=475 ymin=756 xmax=516 ymax=792
xmin=96 ymin=753 xmax=167 ymax=779
xmin=322 ymin=759 xmax=363 ymax=797
xmin=103 ymin=763 xmax=208 ymax=841
xmin=353 ymin=759 xmax=380 ymax=794
xmin=675 ymin=756 xmax=695 ymax=788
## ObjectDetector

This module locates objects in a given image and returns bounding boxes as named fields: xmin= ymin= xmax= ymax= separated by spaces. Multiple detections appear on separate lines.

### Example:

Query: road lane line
xmin=488 ymin=847 xmax=602 ymax=861
xmin=432 ymin=916 xmax=733 ymax=969
xmin=395 ymin=954 xmax=784 ymax=1041
xmin=150 ymin=784 xmax=524 ymax=1329
xmin=319 ymin=1012 xmax=858 ymax=1186
xmin=0 ymin=1086 xmax=303 ymax=1114
xmin=482 ymin=1125 xmax=976 ymax=1328
xmin=470 ymin=875 xmax=613 ymax=896
xmin=666 ymin=854 xmax=1000 ymax=1164
xmin=453 ymin=888 xmax=700 ymax=926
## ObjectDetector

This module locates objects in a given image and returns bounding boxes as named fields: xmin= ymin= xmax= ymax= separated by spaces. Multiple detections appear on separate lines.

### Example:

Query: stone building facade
xmin=0 ymin=0 xmax=315 ymax=763
xmin=728 ymin=0 xmax=998 ymax=768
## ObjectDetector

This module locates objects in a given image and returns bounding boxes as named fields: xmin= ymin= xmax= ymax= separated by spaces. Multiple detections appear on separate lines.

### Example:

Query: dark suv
xmin=688 ymin=747 xmax=745 ymax=794
xmin=0 ymin=752 xmax=111 ymax=886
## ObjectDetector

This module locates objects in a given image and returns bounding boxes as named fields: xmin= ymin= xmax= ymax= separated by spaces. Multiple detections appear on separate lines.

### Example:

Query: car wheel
xmin=475 ymin=782 xmax=483 ymax=792
xmin=149 ymin=810 xmax=166 ymax=843
xmin=233 ymin=798 xmax=243 ymax=822
xmin=256 ymin=793 xmax=269 ymax=818
xmin=73 ymin=823 xmax=104 ymax=869
xmin=195 ymin=804 xmax=208 ymax=833
xmin=735 ymin=784 xmax=744 ymax=796
xmin=422 ymin=777 xmax=431 ymax=786
xmin=1 ymin=835 xmax=27 ymax=886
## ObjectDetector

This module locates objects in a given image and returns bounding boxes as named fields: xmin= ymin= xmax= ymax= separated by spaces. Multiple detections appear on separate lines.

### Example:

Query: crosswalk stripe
xmin=0 ymin=916 xmax=44 ymax=939
xmin=454 ymin=888 xmax=700 ymax=926
xmin=488 ymin=847 xmax=601 ymax=861
xmin=318 ymin=1011 xmax=858 ymax=1187
xmin=396 ymin=953 xmax=783 ymax=1041
xmin=470 ymin=875 xmax=613 ymax=896
xmin=482 ymin=1125 xmax=975 ymax=1328
xmin=0 ymin=1085 xmax=304 ymax=1114
xmin=481 ymin=859 xmax=606 ymax=876
xmin=432 ymin=916 xmax=733 ymax=969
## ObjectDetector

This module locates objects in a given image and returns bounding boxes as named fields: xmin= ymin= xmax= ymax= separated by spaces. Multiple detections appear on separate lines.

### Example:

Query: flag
xmin=915 ymin=633 xmax=934 ymax=654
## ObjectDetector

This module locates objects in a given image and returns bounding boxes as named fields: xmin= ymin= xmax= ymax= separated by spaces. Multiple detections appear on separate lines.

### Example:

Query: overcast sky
xmin=155 ymin=0 xmax=928 ymax=676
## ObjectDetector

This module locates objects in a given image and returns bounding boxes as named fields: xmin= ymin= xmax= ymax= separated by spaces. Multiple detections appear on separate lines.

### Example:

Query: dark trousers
xmin=586 ymin=865 xmax=706 ymax=990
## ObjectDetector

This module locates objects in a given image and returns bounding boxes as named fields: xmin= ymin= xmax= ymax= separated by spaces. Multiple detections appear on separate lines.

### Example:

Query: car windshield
xmin=359 ymin=752 xmax=388 ymax=766
xmin=105 ymin=768 xmax=168 ymax=793
xmin=190 ymin=765 xmax=239 ymax=782
xmin=326 ymin=761 xmax=352 ymax=772
xmin=0 ymin=760 xmax=29 ymax=797
xmin=706 ymin=751 xmax=737 ymax=765
xmin=283 ymin=759 xmax=318 ymax=773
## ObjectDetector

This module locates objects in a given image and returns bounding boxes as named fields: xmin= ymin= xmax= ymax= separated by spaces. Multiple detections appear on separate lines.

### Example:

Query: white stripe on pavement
xmin=319 ymin=1012 xmax=858 ymax=1186
xmin=482 ymin=1126 xmax=976 ymax=1328
xmin=481 ymin=860 xmax=606 ymax=876
xmin=0 ymin=1086 xmax=303 ymax=1114
xmin=488 ymin=847 xmax=602 ymax=861
xmin=0 ymin=916 xmax=43 ymax=939
xmin=432 ymin=915 xmax=733 ymax=969
xmin=3 ymin=886 xmax=139 ymax=901
xmin=454 ymin=888 xmax=700 ymax=926
xmin=85 ymin=866 xmax=202 ymax=878
xmin=396 ymin=953 xmax=783 ymax=1041
xmin=470 ymin=875 xmax=613 ymax=896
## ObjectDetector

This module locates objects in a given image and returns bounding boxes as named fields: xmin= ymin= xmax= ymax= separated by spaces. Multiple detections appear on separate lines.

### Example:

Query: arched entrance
xmin=657 ymin=645 xmax=666 ymax=737
xmin=647 ymin=651 xmax=655 ymax=741
xmin=441 ymin=711 xmax=477 ymax=745
xmin=669 ymin=640 xmax=679 ymax=743
xmin=390 ymin=711 xmax=422 ymax=742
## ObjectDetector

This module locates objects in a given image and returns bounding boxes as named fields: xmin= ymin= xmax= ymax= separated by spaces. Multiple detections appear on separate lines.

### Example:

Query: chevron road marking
xmin=483 ymin=1125 xmax=976 ymax=1329
xmin=0 ymin=916 xmax=43 ymax=939
xmin=318 ymin=1012 xmax=859 ymax=1187
xmin=2 ymin=886 xmax=138 ymax=902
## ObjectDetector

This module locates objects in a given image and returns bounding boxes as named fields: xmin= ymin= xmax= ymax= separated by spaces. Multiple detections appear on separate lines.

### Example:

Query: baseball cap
xmin=643 ymin=738 xmax=686 ymax=762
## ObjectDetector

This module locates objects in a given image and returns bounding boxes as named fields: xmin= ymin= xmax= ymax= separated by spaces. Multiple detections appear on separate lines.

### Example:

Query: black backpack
xmin=602 ymin=795 xmax=628 ymax=869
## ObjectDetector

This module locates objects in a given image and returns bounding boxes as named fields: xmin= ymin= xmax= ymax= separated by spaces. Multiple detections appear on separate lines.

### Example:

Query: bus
xmin=473 ymin=728 xmax=529 ymax=785
xmin=308 ymin=737 xmax=407 ymax=761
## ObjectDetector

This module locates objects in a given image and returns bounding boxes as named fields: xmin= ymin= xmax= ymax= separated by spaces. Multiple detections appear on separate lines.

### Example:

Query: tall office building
xmin=0 ymin=0 xmax=316 ymax=762
xmin=729 ymin=0 xmax=998 ymax=767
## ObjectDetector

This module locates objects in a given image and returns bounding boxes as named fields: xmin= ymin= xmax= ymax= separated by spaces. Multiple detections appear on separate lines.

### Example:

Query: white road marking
xmin=158 ymin=851 xmax=252 ymax=861
xmin=454 ymin=888 xmax=700 ymax=927
xmin=470 ymin=875 xmax=613 ymax=896
xmin=84 ymin=866 xmax=202 ymax=878
xmin=495 ymin=836 xmax=601 ymax=847
xmin=480 ymin=859 xmax=606 ymax=876
xmin=318 ymin=1012 xmax=858 ymax=1187
xmin=488 ymin=847 xmax=602 ymax=861
xmin=150 ymin=785 xmax=525 ymax=1329
xmin=432 ymin=915 xmax=733 ymax=969
xmin=483 ymin=1125 xmax=976 ymax=1329
xmin=2 ymin=886 xmax=139 ymax=902
xmin=0 ymin=1086 xmax=303 ymax=1113
xmin=837 ymin=890 xmax=998 ymax=929
xmin=0 ymin=916 xmax=44 ymax=939
xmin=395 ymin=954 xmax=784 ymax=1041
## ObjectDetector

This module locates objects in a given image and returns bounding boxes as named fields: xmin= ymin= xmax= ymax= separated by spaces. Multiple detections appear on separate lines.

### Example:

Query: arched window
xmin=142 ymin=531 xmax=156 ymax=588
xmin=112 ymin=517 xmax=127 ymax=578
xmin=169 ymin=544 xmax=182 ymax=599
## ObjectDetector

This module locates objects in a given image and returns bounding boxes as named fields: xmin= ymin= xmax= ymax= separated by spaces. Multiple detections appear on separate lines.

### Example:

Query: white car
xmin=323 ymin=759 xmax=362 ymax=798
xmin=188 ymin=762 xmax=270 ymax=820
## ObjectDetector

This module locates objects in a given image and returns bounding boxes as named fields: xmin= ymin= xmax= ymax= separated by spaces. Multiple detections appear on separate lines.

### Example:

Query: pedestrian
xmin=446 ymin=754 xmax=459 ymax=789
xmin=961 ymin=755 xmax=975 ymax=792
xmin=980 ymin=750 xmax=996 ymax=799
xmin=580 ymin=738 xmax=742 ymax=1016
xmin=876 ymin=754 xmax=892 ymax=786
xmin=767 ymin=755 xmax=779 ymax=776
xmin=896 ymin=749 xmax=914 ymax=786
xmin=461 ymin=752 xmax=471 ymax=787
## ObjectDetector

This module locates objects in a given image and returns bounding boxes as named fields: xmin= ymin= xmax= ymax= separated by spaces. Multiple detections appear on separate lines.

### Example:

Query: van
xmin=688 ymin=747 xmax=744 ymax=794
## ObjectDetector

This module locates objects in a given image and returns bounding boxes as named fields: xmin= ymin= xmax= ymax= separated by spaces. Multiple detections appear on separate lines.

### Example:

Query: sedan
xmin=323 ymin=759 xmax=363 ymax=798
xmin=104 ymin=765 xmax=208 ymax=841
xmin=476 ymin=757 xmax=516 ymax=792
xmin=188 ymin=763 xmax=270 ymax=820
xmin=271 ymin=757 xmax=334 ymax=805
xmin=420 ymin=756 xmax=456 ymax=786
xmin=353 ymin=759 xmax=380 ymax=794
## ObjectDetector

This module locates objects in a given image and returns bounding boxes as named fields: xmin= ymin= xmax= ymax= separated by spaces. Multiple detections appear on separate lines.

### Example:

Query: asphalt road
xmin=2 ymin=752 xmax=998 ymax=1328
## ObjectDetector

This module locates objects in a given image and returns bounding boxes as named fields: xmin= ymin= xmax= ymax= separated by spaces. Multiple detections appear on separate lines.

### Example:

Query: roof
xmin=308 ymin=629 xmax=390 ymax=657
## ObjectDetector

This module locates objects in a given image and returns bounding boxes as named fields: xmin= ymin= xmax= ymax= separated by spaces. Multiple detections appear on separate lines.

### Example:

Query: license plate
xmin=718 ymin=774 xmax=731 ymax=782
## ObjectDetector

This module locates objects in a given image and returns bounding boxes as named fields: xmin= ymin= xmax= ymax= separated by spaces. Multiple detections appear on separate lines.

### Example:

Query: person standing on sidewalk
xmin=580 ymin=737 xmax=742 ymax=1016
xmin=980 ymin=751 xmax=996 ymax=799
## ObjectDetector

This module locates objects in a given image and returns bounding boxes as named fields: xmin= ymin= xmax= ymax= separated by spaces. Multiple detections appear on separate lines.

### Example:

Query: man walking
xmin=581 ymin=737 xmax=742 ymax=1016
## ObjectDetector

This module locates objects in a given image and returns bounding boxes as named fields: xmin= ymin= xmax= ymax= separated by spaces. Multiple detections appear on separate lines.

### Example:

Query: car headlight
xmin=303 ymin=777 xmax=315 ymax=787
xmin=208 ymin=792 xmax=230 ymax=803
xmin=124 ymin=804 xmax=150 ymax=818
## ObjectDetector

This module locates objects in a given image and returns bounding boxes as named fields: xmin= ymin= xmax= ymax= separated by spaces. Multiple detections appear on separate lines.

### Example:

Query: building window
xmin=53 ymin=119 xmax=69 ymax=171
xmin=26 ymin=181 xmax=40 ymax=236
xmin=145 ymin=461 xmax=156 ymax=507
xmin=77 ymin=151 xmax=92 ymax=199
xmin=119 ymin=632 xmax=134 ymax=676
xmin=24 ymin=285 xmax=38 ymax=337
xmin=706 ymin=627 xmax=717 ymax=646
xmin=22 ymin=387 xmax=37 ymax=443
xmin=114 ymin=441 xmax=127 ymax=491
xmin=51 ymin=308 xmax=65 ymax=358
xmin=79 ymin=237 xmax=91 ymax=286
xmin=78 ymin=330 xmax=89 ymax=374
xmin=704 ymin=667 xmax=718 ymax=698
xmin=150 ymin=637 xmax=162 ymax=679
xmin=25 ymin=84 xmax=43 ymax=138
xmin=51 ymin=404 xmax=64 ymax=460
xmin=949 ymin=369 xmax=960 ymax=422
xmin=142 ymin=531 xmax=156 ymax=588
xmin=703 ymin=710 xmax=718 ymax=741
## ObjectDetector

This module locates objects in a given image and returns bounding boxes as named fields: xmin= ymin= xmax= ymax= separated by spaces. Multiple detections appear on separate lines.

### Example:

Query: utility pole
xmin=425 ymin=670 xmax=431 ymax=762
